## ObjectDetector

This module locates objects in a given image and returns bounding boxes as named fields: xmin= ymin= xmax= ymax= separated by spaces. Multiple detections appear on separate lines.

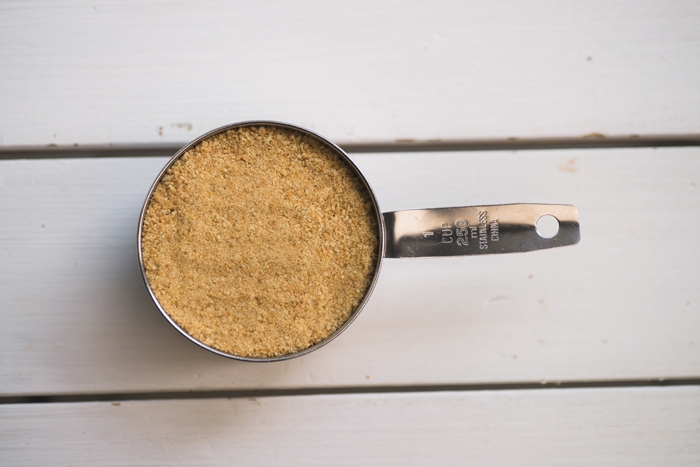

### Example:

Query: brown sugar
xmin=141 ymin=125 xmax=379 ymax=358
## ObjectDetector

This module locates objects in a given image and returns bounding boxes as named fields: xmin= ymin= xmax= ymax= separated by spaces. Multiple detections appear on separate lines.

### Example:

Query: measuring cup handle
xmin=382 ymin=204 xmax=580 ymax=258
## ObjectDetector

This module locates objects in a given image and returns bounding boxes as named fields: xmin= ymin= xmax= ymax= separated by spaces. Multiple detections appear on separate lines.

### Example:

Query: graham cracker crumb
xmin=141 ymin=125 xmax=379 ymax=358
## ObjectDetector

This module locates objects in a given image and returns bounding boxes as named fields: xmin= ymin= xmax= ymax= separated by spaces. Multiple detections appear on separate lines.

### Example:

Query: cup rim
xmin=137 ymin=120 xmax=386 ymax=362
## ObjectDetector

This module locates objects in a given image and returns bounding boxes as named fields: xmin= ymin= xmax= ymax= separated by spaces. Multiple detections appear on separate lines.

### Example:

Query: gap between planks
xmin=1 ymin=134 xmax=700 ymax=160
xmin=1 ymin=378 xmax=698 ymax=406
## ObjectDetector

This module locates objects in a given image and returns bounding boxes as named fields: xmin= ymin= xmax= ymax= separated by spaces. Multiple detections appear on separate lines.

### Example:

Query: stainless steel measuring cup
xmin=138 ymin=121 xmax=580 ymax=362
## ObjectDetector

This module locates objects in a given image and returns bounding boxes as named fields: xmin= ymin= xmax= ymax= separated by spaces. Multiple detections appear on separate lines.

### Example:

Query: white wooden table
xmin=1 ymin=1 xmax=699 ymax=465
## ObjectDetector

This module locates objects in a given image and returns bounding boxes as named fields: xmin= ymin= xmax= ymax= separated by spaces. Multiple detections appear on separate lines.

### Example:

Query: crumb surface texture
xmin=141 ymin=126 xmax=379 ymax=358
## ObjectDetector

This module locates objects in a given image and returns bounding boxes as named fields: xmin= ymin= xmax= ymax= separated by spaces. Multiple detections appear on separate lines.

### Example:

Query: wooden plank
xmin=1 ymin=1 xmax=699 ymax=148
xmin=1 ymin=148 xmax=699 ymax=395
xmin=1 ymin=386 xmax=698 ymax=465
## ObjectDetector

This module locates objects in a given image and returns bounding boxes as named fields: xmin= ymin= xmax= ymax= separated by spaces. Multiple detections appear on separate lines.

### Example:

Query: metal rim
xmin=137 ymin=121 xmax=385 ymax=362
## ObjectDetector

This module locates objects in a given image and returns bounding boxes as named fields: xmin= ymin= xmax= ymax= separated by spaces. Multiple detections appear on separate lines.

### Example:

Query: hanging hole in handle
xmin=536 ymin=214 xmax=560 ymax=239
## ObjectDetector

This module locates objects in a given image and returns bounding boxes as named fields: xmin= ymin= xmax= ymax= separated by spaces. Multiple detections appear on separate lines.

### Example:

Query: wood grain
xmin=1 ymin=0 xmax=699 ymax=148
xmin=1 ymin=386 xmax=699 ymax=466
xmin=1 ymin=147 xmax=698 ymax=396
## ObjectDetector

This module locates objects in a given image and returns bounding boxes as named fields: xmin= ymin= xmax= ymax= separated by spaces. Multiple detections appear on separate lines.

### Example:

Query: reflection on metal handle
xmin=383 ymin=204 xmax=580 ymax=258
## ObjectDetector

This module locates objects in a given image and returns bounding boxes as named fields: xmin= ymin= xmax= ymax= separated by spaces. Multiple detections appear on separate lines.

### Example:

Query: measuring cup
xmin=138 ymin=121 xmax=580 ymax=362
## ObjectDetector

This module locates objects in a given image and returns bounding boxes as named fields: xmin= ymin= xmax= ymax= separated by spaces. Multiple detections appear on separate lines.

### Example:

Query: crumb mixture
xmin=141 ymin=125 xmax=379 ymax=358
